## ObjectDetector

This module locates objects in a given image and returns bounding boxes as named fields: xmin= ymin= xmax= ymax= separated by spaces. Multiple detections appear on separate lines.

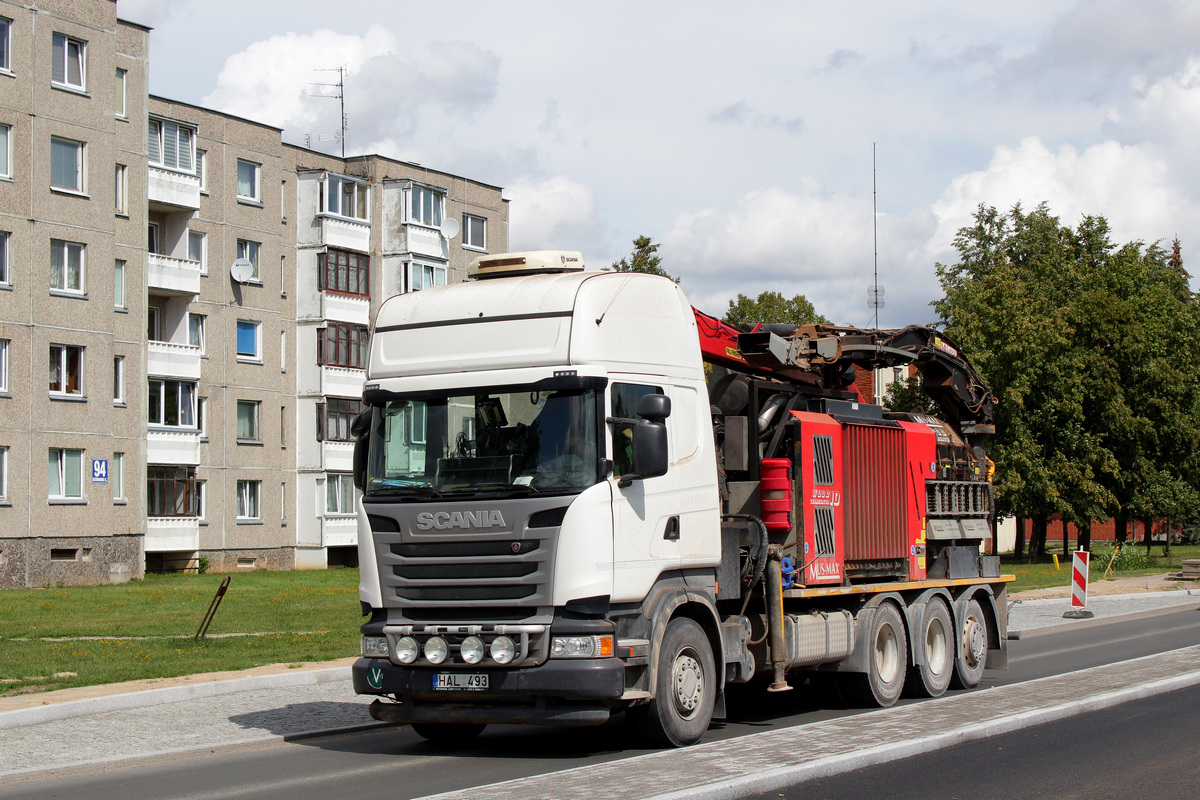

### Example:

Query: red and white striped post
xmin=1064 ymin=550 xmax=1095 ymax=619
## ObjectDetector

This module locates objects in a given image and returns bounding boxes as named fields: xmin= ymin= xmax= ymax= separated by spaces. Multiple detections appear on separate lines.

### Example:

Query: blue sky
xmin=121 ymin=0 xmax=1200 ymax=326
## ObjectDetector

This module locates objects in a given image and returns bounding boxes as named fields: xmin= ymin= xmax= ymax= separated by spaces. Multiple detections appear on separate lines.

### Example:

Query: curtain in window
xmin=237 ymin=401 xmax=256 ymax=439
xmin=50 ymin=139 xmax=78 ymax=189
xmin=237 ymin=162 xmax=256 ymax=198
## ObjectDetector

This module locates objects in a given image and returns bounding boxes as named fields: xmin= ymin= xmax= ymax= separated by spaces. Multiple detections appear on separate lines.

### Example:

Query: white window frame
xmin=147 ymin=221 xmax=160 ymax=255
xmin=196 ymin=149 xmax=207 ymax=192
xmin=111 ymin=452 xmax=124 ymax=501
xmin=198 ymin=396 xmax=209 ymax=440
xmin=114 ymin=259 xmax=125 ymax=309
xmin=114 ymin=163 xmax=127 ymax=214
xmin=148 ymin=378 xmax=197 ymax=428
xmin=0 ymin=17 xmax=11 ymax=74
xmin=236 ymin=479 xmax=261 ymax=521
xmin=147 ymin=117 xmax=195 ymax=173
xmin=0 ymin=445 xmax=8 ymax=503
xmin=0 ymin=231 xmax=9 ymax=286
xmin=322 ymin=174 xmax=370 ymax=221
xmin=112 ymin=354 xmax=125 ymax=405
xmin=407 ymin=185 xmax=443 ymax=227
xmin=48 ymin=448 xmax=84 ymax=501
xmin=0 ymin=337 xmax=9 ymax=393
xmin=188 ymin=230 xmax=206 ymax=273
xmin=406 ymin=259 xmax=447 ymax=293
xmin=236 ymin=159 xmax=261 ymax=203
xmin=51 ymin=33 xmax=86 ymax=91
xmin=50 ymin=239 xmax=85 ymax=295
xmin=114 ymin=68 xmax=127 ymax=118
xmin=236 ymin=399 xmax=261 ymax=442
xmin=147 ymin=306 xmax=161 ymax=341
xmin=236 ymin=239 xmax=260 ymax=281
xmin=0 ymin=123 xmax=10 ymax=179
xmin=325 ymin=472 xmax=357 ymax=516
xmin=49 ymin=343 xmax=83 ymax=397
xmin=188 ymin=313 xmax=205 ymax=353
xmin=463 ymin=213 xmax=486 ymax=251
xmin=236 ymin=319 xmax=262 ymax=362
xmin=280 ymin=330 xmax=286 ymax=373
xmin=50 ymin=136 xmax=85 ymax=194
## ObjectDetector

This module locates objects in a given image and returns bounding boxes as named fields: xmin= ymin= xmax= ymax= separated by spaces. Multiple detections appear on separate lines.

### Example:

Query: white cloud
xmin=506 ymin=176 xmax=601 ymax=255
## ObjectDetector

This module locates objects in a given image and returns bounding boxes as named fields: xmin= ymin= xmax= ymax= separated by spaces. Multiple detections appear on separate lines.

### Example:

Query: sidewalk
xmin=1 ymin=583 xmax=1196 ymax=781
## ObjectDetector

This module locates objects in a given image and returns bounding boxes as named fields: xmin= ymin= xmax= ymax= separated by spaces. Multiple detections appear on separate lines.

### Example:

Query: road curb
xmin=0 ymin=665 xmax=351 ymax=731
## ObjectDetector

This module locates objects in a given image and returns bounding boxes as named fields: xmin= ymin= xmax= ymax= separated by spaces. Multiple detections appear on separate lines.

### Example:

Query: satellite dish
xmin=230 ymin=258 xmax=255 ymax=283
xmin=439 ymin=218 xmax=460 ymax=240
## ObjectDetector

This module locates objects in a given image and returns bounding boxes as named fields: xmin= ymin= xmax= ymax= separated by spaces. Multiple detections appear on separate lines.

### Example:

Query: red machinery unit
xmin=790 ymin=411 xmax=845 ymax=586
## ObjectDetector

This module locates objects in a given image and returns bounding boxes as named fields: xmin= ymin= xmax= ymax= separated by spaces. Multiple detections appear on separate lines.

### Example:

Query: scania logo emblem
xmin=511 ymin=542 xmax=522 ymax=553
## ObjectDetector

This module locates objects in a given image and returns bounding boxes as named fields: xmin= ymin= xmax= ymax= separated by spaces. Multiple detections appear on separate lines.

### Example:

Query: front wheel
xmin=629 ymin=617 xmax=716 ymax=748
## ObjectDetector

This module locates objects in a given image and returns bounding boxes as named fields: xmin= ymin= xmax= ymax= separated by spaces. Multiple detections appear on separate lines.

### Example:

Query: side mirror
xmin=619 ymin=419 xmax=669 ymax=488
xmin=636 ymin=393 xmax=671 ymax=421
xmin=352 ymin=408 xmax=372 ymax=490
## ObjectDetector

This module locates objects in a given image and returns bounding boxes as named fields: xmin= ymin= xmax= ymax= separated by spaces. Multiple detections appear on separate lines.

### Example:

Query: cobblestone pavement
xmin=0 ymin=588 xmax=1196 ymax=782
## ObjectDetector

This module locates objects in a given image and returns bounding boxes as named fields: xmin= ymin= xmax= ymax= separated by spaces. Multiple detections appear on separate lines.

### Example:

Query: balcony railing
xmin=147 ymin=340 xmax=202 ymax=380
xmin=148 ymin=166 xmax=201 ymax=210
xmin=148 ymin=253 xmax=202 ymax=297
xmin=320 ymin=215 xmax=371 ymax=251
xmin=145 ymin=516 xmax=200 ymax=552
xmin=147 ymin=428 xmax=201 ymax=466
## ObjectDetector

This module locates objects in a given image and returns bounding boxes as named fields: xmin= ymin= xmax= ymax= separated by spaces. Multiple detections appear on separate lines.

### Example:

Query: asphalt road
xmin=2 ymin=605 xmax=1198 ymax=800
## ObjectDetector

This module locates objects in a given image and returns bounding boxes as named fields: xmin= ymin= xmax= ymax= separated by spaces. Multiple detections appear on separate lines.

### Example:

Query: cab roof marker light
xmin=468 ymin=251 xmax=586 ymax=280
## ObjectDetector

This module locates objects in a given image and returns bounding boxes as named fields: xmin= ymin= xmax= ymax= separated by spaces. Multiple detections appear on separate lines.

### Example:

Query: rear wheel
xmin=842 ymin=603 xmax=907 ymax=707
xmin=905 ymin=598 xmax=953 ymax=698
xmin=950 ymin=597 xmax=988 ymax=689
xmin=411 ymin=722 xmax=487 ymax=744
xmin=630 ymin=617 xmax=716 ymax=747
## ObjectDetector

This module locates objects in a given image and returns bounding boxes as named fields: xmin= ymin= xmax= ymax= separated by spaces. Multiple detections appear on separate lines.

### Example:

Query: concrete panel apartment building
xmin=0 ymin=0 xmax=509 ymax=589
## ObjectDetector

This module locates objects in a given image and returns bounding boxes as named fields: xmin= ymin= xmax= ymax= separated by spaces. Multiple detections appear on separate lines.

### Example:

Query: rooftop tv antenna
xmin=311 ymin=66 xmax=348 ymax=157
xmin=867 ymin=142 xmax=884 ymax=328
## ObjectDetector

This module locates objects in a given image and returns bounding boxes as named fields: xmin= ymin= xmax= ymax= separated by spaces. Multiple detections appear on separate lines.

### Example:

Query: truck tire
xmin=905 ymin=598 xmax=953 ymax=698
xmin=950 ymin=597 xmax=988 ymax=689
xmin=843 ymin=603 xmax=907 ymax=707
xmin=630 ymin=617 xmax=716 ymax=748
xmin=411 ymin=722 xmax=487 ymax=744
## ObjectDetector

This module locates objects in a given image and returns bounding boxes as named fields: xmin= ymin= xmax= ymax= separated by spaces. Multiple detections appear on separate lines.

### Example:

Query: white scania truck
xmin=351 ymin=252 xmax=1010 ymax=747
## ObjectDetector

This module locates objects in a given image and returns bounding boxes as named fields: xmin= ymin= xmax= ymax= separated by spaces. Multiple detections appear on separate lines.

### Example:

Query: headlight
xmin=551 ymin=635 xmax=614 ymax=658
xmin=490 ymin=635 xmax=516 ymax=664
xmin=361 ymin=636 xmax=389 ymax=658
xmin=395 ymin=636 xmax=419 ymax=664
xmin=424 ymin=636 xmax=448 ymax=665
xmin=460 ymin=636 xmax=485 ymax=664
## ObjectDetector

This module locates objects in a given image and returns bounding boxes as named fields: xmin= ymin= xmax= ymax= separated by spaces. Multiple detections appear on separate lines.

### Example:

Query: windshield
xmin=366 ymin=388 xmax=600 ymax=498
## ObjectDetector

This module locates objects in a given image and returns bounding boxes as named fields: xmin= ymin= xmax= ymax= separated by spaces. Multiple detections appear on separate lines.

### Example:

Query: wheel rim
xmin=672 ymin=648 xmax=704 ymax=719
xmin=962 ymin=614 xmax=986 ymax=669
xmin=926 ymin=617 xmax=948 ymax=674
xmin=875 ymin=624 xmax=900 ymax=684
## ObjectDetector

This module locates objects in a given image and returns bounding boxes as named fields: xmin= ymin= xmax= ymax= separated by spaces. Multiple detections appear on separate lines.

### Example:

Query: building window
xmin=113 ymin=355 xmax=125 ymax=405
xmin=50 ymin=240 xmax=85 ymax=294
xmin=317 ymin=397 xmax=366 ymax=442
xmin=147 ymin=118 xmax=195 ymax=173
xmin=111 ymin=452 xmax=124 ymax=501
xmin=236 ymin=159 xmax=260 ymax=203
xmin=326 ymin=473 xmax=357 ymax=515
xmin=50 ymin=137 xmax=84 ymax=193
xmin=322 ymin=175 xmax=369 ymax=221
xmin=147 ymin=306 xmax=160 ymax=340
xmin=188 ymin=314 xmax=205 ymax=353
xmin=148 ymin=378 xmax=196 ymax=427
xmin=0 ymin=17 xmax=11 ymax=72
xmin=0 ymin=338 xmax=8 ymax=393
xmin=147 ymin=465 xmax=199 ymax=517
xmin=236 ymin=239 xmax=260 ymax=281
xmin=48 ymin=448 xmax=84 ymax=500
xmin=463 ymin=214 xmax=486 ymax=250
xmin=407 ymin=261 xmax=446 ymax=293
xmin=147 ymin=222 xmax=160 ymax=255
xmin=408 ymin=185 xmax=443 ymax=227
xmin=188 ymin=230 xmax=206 ymax=272
xmin=236 ymin=399 xmax=260 ymax=441
xmin=198 ymin=396 xmax=208 ymax=440
xmin=319 ymin=248 xmax=369 ymax=296
xmin=236 ymin=320 xmax=261 ymax=361
xmin=196 ymin=150 xmax=206 ymax=191
xmin=114 ymin=164 xmax=127 ymax=214
xmin=0 ymin=123 xmax=10 ymax=179
xmin=318 ymin=322 xmax=367 ymax=369
xmin=114 ymin=259 xmax=125 ymax=309
xmin=237 ymin=479 xmax=261 ymax=520
xmin=51 ymin=33 xmax=86 ymax=90
xmin=49 ymin=344 xmax=83 ymax=396
xmin=114 ymin=68 xmax=127 ymax=117
xmin=0 ymin=446 xmax=7 ymax=503
xmin=0 ymin=231 xmax=9 ymax=285
xmin=280 ymin=331 xmax=286 ymax=373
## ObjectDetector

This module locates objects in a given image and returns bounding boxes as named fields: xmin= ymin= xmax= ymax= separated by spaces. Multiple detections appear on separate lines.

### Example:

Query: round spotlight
xmin=395 ymin=636 xmax=419 ymax=664
xmin=424 ymin=636 xmax=448 ymax=665
xmin=460 ymin=636 xmax=485 ymax=664
xmin=490 ymin=635 xmax=516 ymax=665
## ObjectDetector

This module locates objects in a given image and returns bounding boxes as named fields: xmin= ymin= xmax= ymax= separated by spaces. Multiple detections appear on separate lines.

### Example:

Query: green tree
xmin=723 ymin=291 xmax=828 ymax=327
xmin=610 ymin=235 xmax=678 ymax=282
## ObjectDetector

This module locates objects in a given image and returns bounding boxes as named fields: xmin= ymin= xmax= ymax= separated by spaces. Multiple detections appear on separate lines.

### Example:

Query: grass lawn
xmin=999 ymin=543 xmax=1200 ymax=593
xmin=0 ymin=569 xmax=361 ymax=697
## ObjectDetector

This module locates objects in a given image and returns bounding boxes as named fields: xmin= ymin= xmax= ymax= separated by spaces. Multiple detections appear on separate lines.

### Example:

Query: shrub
xmin=1087 ymin=543 xmax=1149 ymax=575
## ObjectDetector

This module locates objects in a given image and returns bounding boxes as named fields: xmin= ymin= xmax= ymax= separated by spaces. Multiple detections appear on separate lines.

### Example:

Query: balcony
xmin=403 ymin=224 xmax=446 ymax=259
xmin=148 ymin=166 xmax=201 ymax=211
xmin=322 ymin=293 xmax=370 ymax=326
xmin=148 ymin=253 xmax=202 ymax=297
xmin=147 ymin=429 xmax=201 ymax=465
xmin=147 ymin=341 xmax=202 ymax=380
xmin=322 ymin=441 xmax=355 ymax=471
xmin=322 ymin=516 xmax=358 ymax=547
xmin=321 ymin=366 xmax=365 ymax=398
xmin=146 ymin=517 xmax=200 ymax=552
xmin=319 ymin=215 xmax=371 ymax=252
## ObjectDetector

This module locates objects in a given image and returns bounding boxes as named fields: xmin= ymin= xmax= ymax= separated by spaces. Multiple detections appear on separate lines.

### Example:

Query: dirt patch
xmin=1011 ymin=572 xmax=1192 ymax=600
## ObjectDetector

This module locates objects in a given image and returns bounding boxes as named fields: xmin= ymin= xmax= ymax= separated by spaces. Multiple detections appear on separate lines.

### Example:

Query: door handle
xmin=663 ymin=516 xmax=680 ymax=541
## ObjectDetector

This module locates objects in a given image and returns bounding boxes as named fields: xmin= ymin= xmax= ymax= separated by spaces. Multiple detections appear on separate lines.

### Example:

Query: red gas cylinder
xmin=759 ymin=458 xmax=793 ymax=533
